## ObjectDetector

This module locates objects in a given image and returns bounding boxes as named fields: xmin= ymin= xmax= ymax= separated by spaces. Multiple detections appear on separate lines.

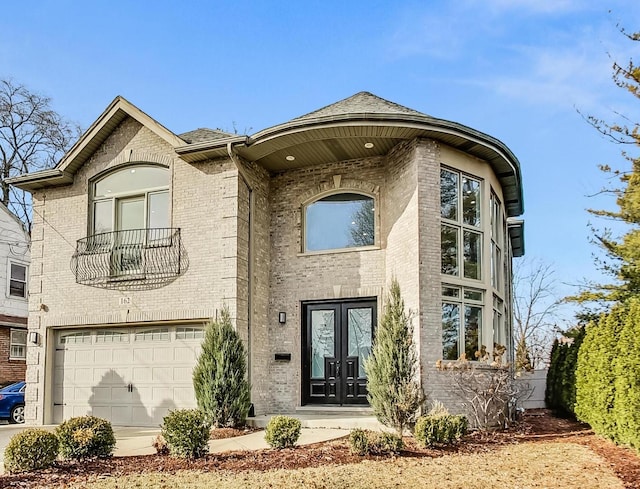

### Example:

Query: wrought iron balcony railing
xmin=71 ymin=228 xmax=189 ymax=290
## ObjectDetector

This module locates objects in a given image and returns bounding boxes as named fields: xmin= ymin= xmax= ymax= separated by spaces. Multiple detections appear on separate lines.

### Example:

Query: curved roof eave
xmin=243 ymin=113 xmax=524 ymax=216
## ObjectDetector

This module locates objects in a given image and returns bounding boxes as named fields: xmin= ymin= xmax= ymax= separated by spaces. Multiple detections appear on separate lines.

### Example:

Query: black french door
xmin=302 ymin=299 xmax=376 ymax=405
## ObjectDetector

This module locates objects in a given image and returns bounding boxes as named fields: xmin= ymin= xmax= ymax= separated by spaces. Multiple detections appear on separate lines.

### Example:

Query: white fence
xmin=517 ymin=369 xmax=547 ymax=410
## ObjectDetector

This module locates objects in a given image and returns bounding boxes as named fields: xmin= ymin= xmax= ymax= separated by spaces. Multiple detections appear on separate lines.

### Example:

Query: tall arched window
xmin=91 ymin=165 xmax=169 ymax=235
xmin=304 ymin=192 xmax=375 ymax=252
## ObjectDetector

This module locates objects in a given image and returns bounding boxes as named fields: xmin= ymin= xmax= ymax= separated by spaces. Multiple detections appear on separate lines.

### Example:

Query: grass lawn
xmin=65 ymin=442 xmax=622 ymax=489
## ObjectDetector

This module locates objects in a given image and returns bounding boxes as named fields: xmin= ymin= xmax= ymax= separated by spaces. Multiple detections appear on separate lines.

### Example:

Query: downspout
xmin=226 ymin=142 xmax=254 ymax=406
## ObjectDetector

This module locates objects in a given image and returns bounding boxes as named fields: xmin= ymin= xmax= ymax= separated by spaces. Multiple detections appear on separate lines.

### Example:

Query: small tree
xmin=365 ymin=279 xmax=423 ymax=435
xmin=193 ymin=307 xmax=251 ymax=427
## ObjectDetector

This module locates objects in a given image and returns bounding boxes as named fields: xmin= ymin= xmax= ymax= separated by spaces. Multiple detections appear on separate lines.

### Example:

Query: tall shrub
xmin=545 ymin=327 xmax=585 ymax=416
xmin=193 ymin=307 xmax=251 ymax=427
xmin=364 ymin=279 xmax=423 ymax=435
xmin=612 ymin=298 xmax=640 ymax=449
xmin=575 ymin=306 xmax=624 ymax=438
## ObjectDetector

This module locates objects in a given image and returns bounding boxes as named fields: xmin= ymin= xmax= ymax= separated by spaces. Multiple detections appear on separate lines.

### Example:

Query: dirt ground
xmin=1 ymin=410 xmax=639 ymax=489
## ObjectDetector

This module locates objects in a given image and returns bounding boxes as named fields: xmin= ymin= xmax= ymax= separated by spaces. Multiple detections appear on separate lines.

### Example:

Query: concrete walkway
xmin=113 ymin=427 xmax=350 ymax=457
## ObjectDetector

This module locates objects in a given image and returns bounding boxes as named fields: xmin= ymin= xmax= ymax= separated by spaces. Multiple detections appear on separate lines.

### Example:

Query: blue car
xmin=0 ymin=381 xmax=25 ymax=424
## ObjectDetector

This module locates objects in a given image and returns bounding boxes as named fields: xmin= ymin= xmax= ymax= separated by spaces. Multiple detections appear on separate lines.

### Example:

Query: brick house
xmin=8 ymin=92 xmax=524 ymax=426
xmin=0 ymin=202 xmax=30 ymax=385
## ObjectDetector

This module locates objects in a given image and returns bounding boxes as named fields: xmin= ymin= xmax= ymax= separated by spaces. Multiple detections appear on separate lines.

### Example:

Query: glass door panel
xmin=310 ymin=310 xmax=335 ymax=379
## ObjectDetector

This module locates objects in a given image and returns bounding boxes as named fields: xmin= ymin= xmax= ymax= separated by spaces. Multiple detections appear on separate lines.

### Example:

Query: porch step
xmin=248 ymin=407 xmax=384 ymax=430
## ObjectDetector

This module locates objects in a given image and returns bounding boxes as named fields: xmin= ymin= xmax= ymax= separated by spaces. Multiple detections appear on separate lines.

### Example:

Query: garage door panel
xmin=132 ymin=367 xmax=152 ymax=382
xmin=90 ymin=387 xmax=112 ymax=402
xmin=111 ymin=406 xmax=132 ymax=425
xmin=152 ymin=367 xmax=173 ymax=382
xmin=173 ymin=367 xmax=193 ymax=382
xmin=173 ymin=387 xmax=197 ymax=404
xmin=94 ymin=350 xmax=113 ymax=363
xmin=132 ymin=348 xmax=153 ymax=363
xmin=91 ymin=406 xmax=111 ymax=420
xmin=113 ymin=349 xmax=133 ymax=363
xmin=75 ymin=349 xmax=95 ymax=364
xmin=153 ymin=348 xmax=173 ymax=362
xmin=74 ymin=368 xmax=93 ymax=383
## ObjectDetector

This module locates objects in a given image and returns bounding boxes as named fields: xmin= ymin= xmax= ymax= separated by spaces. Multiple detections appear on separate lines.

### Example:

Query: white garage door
xmin=53 ymin=325 xmax=204 ymax=426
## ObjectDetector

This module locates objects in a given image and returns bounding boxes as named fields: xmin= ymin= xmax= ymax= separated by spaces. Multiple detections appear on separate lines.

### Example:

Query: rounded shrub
xmin=161 ymin=409 xmax=211 ymax=458
xmin=264 ymin=415 xmax=301 ymax=449
xmin=349 ymin=428 xmax=371 ymax=455
xmin=414 ymin=414 xmax=468 ymax=447
xmin=4 ymin=428 xmax=59 ymax=473
xmin=372 ymin=431 xmax=404 ymax=454
xmin=55 ymin=415 xmax=116 ymax=460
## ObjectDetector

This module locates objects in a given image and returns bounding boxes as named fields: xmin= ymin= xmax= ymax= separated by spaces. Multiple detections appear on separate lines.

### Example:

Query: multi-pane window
xmin=305 ymin=193 xmax=375 ymax=252
xmin=176 ymin=327 xmax=205 ymax=340
xmin=9 ymin=263 xmax=27 ymax=298
xmin=134 ymin=328 xmax=169 ymax=342
xmin=9 ymin=329 xmax=26 ymax=359
xmin=490 ymin=192 xmax=503 ymax=291
xmin=441 ymin=169 xmax=482 ymax=280
xmin=442 ymin=285 xmax=483 ymax=361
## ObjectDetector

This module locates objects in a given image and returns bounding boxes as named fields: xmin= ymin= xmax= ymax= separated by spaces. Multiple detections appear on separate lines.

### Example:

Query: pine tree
xmin=364 ymin=279 xmax=424 ymax=435
xmin=193 ymin=307 xmax=251 ymax=428
xmin=570 ymin=28 xmax=640 ymax=307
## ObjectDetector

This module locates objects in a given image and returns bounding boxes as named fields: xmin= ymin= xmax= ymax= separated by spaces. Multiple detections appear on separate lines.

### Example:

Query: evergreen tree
xmin=612 ymin=298 xmax=640 ymax=449
xmin=570 ymin=28 xmax=640 ymax=306
xmin=575 ymin=306 xmax=623 ymax=438
xmin=193 ymin=307 xmax=251 ymax=428
xmin=364 ymin=279 xmax=424 ymax=435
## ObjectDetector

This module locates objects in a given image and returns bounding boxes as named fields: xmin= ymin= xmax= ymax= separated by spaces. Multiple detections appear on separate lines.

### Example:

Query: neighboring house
xmin=0 ymin=203 xmax=30 ymax=385
xmin=8 ymin=92 xmax=524 ymax=427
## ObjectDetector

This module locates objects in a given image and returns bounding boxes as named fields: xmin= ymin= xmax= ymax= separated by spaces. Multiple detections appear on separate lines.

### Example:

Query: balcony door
xmin=302 ymin=299 xmax=376 ymax=405
xmin=111 ymin=196 xmax=145 ymax=275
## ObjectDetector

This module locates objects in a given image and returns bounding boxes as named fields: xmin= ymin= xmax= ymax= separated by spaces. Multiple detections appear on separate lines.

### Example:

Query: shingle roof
xmin=179 ymin=128 xmax=235 ymax=144
xmin=292 ymin=91 xmax=427 ymax=121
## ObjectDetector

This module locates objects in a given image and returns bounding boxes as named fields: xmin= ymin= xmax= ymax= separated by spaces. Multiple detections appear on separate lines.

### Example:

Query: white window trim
xmin=7 ymin=260 xmax=28 ymax=300
xmin=9 ymin=329 xmax=27 ymax=360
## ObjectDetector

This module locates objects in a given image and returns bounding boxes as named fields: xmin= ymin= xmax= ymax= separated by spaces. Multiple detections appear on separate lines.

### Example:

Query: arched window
xmin=304 ymin=192 xmax=375 ymax=252
xmin=91 ymin=165 xmax=169 ymax=235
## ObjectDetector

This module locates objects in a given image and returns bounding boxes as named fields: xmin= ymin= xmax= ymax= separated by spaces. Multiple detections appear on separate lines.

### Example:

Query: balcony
xmin=71 ymin=228 xmax=189 ymax=290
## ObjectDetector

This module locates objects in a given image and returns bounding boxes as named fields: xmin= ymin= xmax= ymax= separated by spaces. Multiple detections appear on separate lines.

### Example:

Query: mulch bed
xmin=2 ymin=410 xmax=639 ymax=489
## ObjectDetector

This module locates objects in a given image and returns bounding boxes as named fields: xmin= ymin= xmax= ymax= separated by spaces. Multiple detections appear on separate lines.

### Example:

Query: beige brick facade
xmin=14 ymin=92 xmax=523 ymax=424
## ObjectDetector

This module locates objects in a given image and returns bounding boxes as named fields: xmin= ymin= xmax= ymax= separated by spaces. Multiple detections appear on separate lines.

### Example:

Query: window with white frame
xmin=304 ymin=192 xmax=375 ymax=252
xmin=490 ymin=191 xmax=504 ymax=292
xmin=10 ymin=329 xmax=27 ymax=359
xmin=8 ymin=262 xmax=27 ymax=299
xmin=441 ymin=285 xmax=483 ymax=361
xmin=90 ymin=165 xmax=170 ymax=276
xmin=440 ymin=168 xmax=482 ymax=280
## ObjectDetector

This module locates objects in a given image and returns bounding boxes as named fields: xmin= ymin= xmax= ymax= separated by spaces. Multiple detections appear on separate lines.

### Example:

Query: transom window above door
xmin=91 ymin=165 xmax=169 ymax=235
xmin=304 ymin=192 xmax=375 ymax=252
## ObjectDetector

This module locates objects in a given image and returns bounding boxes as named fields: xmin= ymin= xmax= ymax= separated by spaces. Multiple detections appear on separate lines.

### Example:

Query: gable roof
xmin=6 ymin=96 xmax=186 ymax=190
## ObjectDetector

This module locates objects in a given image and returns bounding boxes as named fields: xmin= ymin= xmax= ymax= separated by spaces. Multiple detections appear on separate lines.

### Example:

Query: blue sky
xmin=2 ymin=0 xmax=639 ymax=321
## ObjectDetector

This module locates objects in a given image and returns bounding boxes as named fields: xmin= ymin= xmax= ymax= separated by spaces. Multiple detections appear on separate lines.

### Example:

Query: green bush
xmin=4 ymin=428 xmax=59 ymax=473
xmin=161 ymin=409 xmax=211 ymax=458
xmin=193 ymin=307 xmax=251 ymax=428
xmin=349 ymin=428 xmax=370 ymax=455
xmin=55 ymin=416 xmax=115 ymax=460
xmin=264 ymin=415 xmax=301 ymax=449
xmin=372 ymin=431 xmax=404 ymax=454
xmin=348 ymin=429 xmax=403 ymax=455
xmin=414 ymin=414 xmax=468 ymax=447
xmin=545 ymin=327 xmax=585 ymax=417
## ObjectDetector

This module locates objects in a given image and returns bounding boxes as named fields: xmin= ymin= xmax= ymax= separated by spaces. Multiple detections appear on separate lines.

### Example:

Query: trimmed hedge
xmin=4 ymin=428 xmax=59 ymax=473
xmin=161 ymin=409 xmax=211 ymax=458
xmin=573 ymin=299 xmax=640 ymax=450
xmin=348 ymin=429 xmax=403 ymax=455
xmin=414 ymin=414 xmax=468 ymax=447
xmin=545 ymin=327 xmax=585 ymax=416
xmin=55 ymin=416 xmax=115 ymax=460
xmin=264 ymin=415 xmax=301 ymax=449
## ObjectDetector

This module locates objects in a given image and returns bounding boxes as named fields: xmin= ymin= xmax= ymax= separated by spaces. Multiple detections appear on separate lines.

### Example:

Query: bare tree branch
xmin=0 ymin=78 xmax=80 ymax=231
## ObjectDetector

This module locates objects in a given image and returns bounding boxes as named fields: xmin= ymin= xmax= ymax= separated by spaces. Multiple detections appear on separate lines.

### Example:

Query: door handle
xmin=127 ymin=383 xmax=133 ymax=393
xmin=336 ymin=361 xmax=341 ymax=376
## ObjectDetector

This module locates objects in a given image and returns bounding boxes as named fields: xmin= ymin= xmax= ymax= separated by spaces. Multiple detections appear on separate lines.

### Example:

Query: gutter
xmin=226 ymin=142 xmax=254 ymax=400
